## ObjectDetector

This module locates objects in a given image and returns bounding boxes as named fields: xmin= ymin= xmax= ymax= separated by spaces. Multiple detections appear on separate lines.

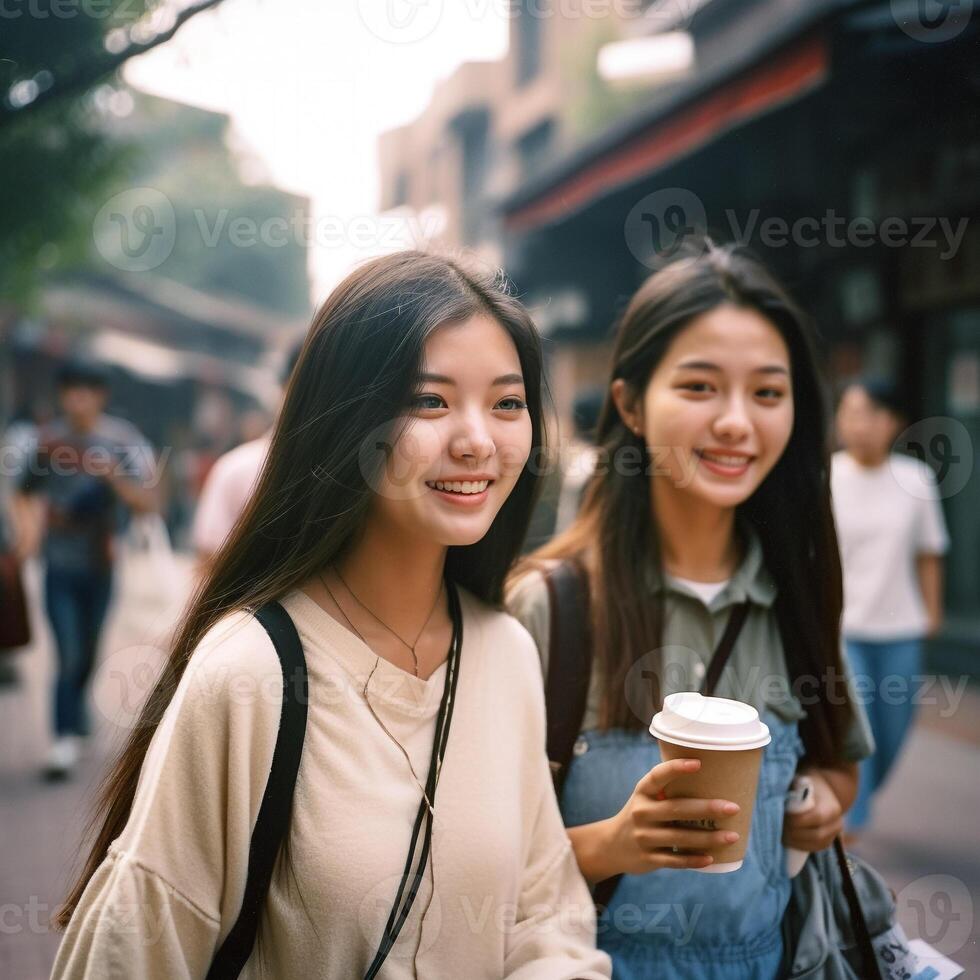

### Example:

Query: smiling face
xmin=368 ymin=313 xmax=533 ymax=548
xmin=613 ymin=304 xmax=795 ymax=512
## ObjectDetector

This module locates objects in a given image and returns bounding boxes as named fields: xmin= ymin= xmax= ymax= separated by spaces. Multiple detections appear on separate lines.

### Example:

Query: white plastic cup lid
xmin=650 ymin=692 xmax=771 ymax=750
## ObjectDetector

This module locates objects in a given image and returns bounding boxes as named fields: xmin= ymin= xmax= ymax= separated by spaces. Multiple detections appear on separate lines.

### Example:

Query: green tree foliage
xmin=0 ymin=0 xmax=225 ymax=304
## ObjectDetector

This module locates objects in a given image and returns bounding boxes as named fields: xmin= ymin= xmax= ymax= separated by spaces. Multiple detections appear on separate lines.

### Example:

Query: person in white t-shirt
xmin=191 ymin=345 xmax=300 ymax=574
xmin=832 ymin=378 xmax=949 ymax=836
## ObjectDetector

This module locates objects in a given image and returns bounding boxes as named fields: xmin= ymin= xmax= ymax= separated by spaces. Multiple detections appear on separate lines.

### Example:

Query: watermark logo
xmin=624 ymin=189 xmax=708 ymax=269
xmin=357 ymin=0 xmax=444 ymax=44
xmin=892 ymin=0 xmax=974 ymax=43
xmin=642 ymin=0 xmax=707 ymax=32
xmin=725 ymin=209 xmax=968 ymax=259
xmin=355 ymin=419 xmax=428 ymax=501
xmin=92 ymin=643 xmax=167 ymax=730
xmin=895 ymin=874 xmax=974 ymax=954
xmin=93 ymin=188 xmax=176 ymax=272
xmin=623 ymin=646 xmax=708 ymax=725
xmin=357 ymin=873 xmax=442 ymax=955
xmin=891 ymin=416 xmax=973 ymax=500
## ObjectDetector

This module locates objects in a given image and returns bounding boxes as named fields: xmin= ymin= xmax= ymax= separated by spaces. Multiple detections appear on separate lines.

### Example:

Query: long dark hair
xmin=56 ymin=249 xmax=547 ymax=929
xmin=513 ymin=242 xmax=855 ymax=767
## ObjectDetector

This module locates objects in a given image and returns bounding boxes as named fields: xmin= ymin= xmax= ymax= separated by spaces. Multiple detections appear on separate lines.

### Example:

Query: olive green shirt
xmin=505 ymin=525 xmax=875 ymax=762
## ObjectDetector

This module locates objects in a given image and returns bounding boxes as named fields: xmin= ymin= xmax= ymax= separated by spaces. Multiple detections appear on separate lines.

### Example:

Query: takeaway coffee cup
xmin=650 ymin=692 xmax=771 ymax=873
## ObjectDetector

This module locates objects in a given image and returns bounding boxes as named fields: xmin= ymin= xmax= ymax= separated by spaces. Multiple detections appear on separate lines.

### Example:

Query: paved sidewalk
xmin=0 ymin=557 xmax=194 ymax=980
xmin=2 ymin=557 xmax=977 ymax=978
xmin=849 ymin=686 xmax=980 ymax=976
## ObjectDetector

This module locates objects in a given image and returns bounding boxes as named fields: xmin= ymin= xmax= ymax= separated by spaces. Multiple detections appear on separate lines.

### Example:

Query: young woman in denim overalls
xmin=508 ymin=245 xmax=875 ymax=979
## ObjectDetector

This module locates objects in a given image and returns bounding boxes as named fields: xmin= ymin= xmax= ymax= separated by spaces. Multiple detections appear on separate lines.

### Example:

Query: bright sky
xmin=124 ymin=0 xmax=509 ymax=305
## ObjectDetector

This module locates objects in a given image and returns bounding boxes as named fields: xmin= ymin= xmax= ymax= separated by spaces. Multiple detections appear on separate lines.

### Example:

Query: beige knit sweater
xmin=51 ymin=586 xmax=610 ymax=979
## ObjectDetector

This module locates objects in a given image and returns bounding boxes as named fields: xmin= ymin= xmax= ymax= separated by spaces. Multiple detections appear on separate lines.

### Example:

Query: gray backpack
xmin=782 ymin=838 xmax=918 ymax=978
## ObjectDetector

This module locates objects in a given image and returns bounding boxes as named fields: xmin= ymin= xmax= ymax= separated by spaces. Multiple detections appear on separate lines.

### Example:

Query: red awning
xmin=504 ymin=32 xmax=829 ymax=234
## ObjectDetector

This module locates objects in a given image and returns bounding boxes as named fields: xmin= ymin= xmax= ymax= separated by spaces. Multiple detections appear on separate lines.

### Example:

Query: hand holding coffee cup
xmin=605 ymin=757 xmax=745 ymax=875
xmin=650 ymin=692 xmax=771 ymax=873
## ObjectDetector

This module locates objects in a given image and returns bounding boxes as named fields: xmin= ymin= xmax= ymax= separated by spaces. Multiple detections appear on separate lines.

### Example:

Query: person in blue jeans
xmin=832 ymin=379 xmax=949 ymax=835
xmin=11 ymin=360 xmax=158 ymax=780
xmin=508 ymin=244 xmax=875 ymax=979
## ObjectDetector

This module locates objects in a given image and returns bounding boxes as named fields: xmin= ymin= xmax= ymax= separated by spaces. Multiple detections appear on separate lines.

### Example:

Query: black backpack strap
xmin=701 ymin=601 xmax=751 ymax=697
xmin=597 ymin=599 xmax=751 ymax=915
xmin=543 ymin=559 xmax=593 ymax=798
xmin=206 ymin=601 xmax=309 ymax=980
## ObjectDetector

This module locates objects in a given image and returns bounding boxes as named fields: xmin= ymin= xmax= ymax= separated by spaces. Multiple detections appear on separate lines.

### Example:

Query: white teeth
xmin=428 ymin=479 xmax=489 ymax=495
xmin=699 ymin=452 xmax=751 ymax=466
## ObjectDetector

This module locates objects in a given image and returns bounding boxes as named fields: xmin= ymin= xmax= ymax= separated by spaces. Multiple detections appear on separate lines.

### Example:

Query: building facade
xmin=378 ymin=0 xmax=980 ymax=647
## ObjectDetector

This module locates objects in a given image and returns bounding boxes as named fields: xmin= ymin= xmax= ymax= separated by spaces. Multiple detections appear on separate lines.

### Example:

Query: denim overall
xmin=561 ymin=708 xmax=806 ymax=980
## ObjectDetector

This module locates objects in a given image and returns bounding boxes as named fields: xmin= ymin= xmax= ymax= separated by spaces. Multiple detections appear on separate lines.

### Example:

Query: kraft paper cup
xmin=650 ymin=692 xmax=771 ymax=873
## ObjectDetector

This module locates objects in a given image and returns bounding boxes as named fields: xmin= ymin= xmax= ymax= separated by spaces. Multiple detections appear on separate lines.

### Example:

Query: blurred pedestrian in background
xmin=9 ymin=360 xmax=158 ymax=781
xmin=833 ymin=378 xmax=949 ymax=839
xmin=0 ymin=405 xmax=43 ymax=688
xmin=553 ymin=386 xmax=603 ymax=535
xmin=191 ymin=343 xmax=301 ymax=576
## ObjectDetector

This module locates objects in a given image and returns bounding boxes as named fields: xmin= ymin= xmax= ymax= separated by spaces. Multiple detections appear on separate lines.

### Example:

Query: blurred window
xmin=517 ymin=118 xmax=555 ymax=181
xmin=393 ymin=171 xmax=409 ymax=208
xmin=515 ymin=0 xmax=543 ymax=86
xmin=460 ymin=115 xmax=489 ymax=243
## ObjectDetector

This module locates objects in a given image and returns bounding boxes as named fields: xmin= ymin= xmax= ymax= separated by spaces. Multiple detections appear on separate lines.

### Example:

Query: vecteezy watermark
xmin=357 ymin=874 xmax=443 ymax=956
xmin=354 ymin=417 xmax=531 ymax=501
xmin=93 ymin=187 xmax=177 ymax=273
xmin=92 ymin=187 xmax=445 ymax=273
xmin=356 ymin=0 xmax=699 ymax=45
xmin=891 ymin=0 xmax=975 ymax=43
xmin=192 ymin=206 xmax=446 ymax=252
xmin=92 ymin=643 xmax=168 ymax=730
xmin=625 ymin=188 xmax=709 ymax=269
xmin=622 ymin=651 xmax=970 ymax=727
xmin=92 ymin=639 xmax=451 ymax=730
xmin=895 ymin=874 xmax=974 ymax=955
xmin=356 ymin=0 xmax=445 ymax=44
xmin=350 ymin=421 xmax=714 ymax=502
xmin=0 ymin=441 xmax=168 ymax=489
xmin=0 ymin=897 xmax=48 ymax=936
xmin=597 ymin=901 xmax=703 ymax=941
xmin=0 ymin=0 xmax=146 ymax=20
xmin=891 ymin=416 xmax=974 ymax=500
xmin=725 ymin=209 xmax=969 ymax=260
xmin=0 ymin=894 xmax=190 ymax=944
xmin=623 ymin=189 xmax=970 ymax=265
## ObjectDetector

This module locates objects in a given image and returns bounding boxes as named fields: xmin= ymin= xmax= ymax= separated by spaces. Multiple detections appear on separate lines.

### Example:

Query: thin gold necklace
xmin=329 ymin=564 xmax=444 ymax=679
xmin=316 ymin=569 xmax=438 ymax=816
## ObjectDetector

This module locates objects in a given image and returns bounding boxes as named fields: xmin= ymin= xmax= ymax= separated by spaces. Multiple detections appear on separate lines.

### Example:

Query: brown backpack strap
xmin=543 ymin=559 xmax=593 ymax=798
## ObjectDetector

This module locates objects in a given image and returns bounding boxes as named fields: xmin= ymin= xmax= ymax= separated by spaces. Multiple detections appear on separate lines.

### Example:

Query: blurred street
xmin=1 ymin=557 xmax=977 ymax=979
xmin=2 ymin=3 xmax=979 ymax=979
xmin=0 ymin=556 xmax=195 ymax=980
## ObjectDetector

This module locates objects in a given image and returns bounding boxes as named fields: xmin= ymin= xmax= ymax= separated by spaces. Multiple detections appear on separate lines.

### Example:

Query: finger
xmin=785 ymin=803 xmax=840 ymax=831
xmin=785 ymin=819 xmax=843 ymax=851
xmin=637 ymin=827 xmax=740 ymax=851
xmin=633 ymin=797 xmax=741 ymax=826
xmin=635 ymin=758 xmax=701 ymax=798
xmin=640 ymin=850 xmax=715 ymax=872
